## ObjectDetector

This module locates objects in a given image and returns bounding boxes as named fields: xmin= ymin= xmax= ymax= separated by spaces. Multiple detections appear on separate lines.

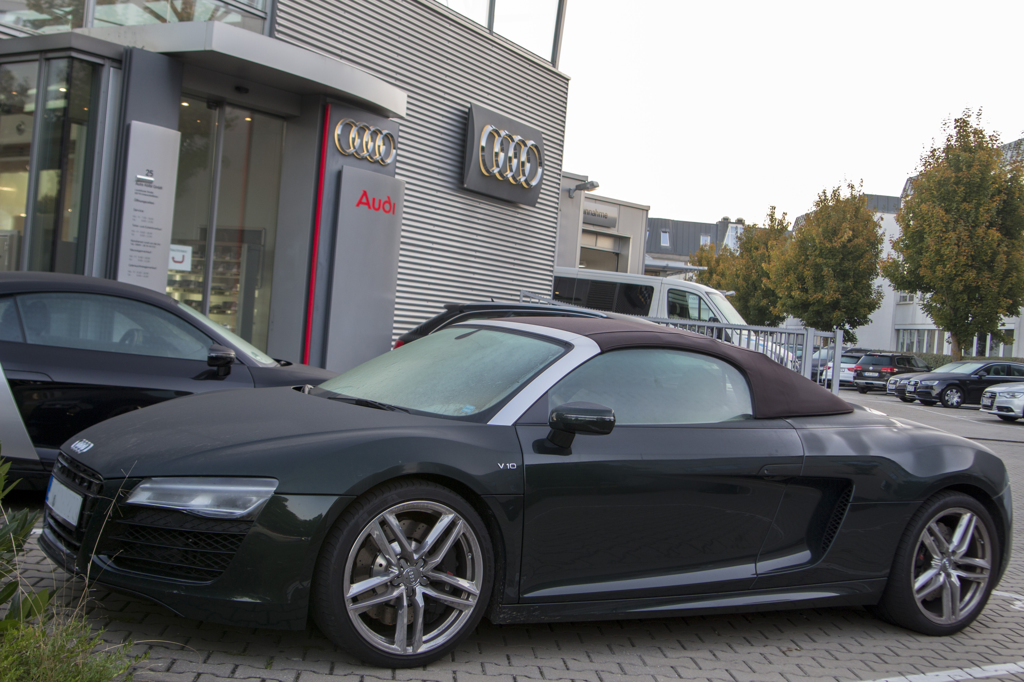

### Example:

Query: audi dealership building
xmin=0 ymin=0 xmax=569 ymax=371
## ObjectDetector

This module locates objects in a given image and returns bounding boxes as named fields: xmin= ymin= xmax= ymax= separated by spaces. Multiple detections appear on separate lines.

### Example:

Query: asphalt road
xmin=11 ymin=388 xmax=1024 ymax=682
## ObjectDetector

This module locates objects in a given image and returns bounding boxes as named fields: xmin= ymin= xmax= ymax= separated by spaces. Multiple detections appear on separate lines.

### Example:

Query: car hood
xmin=60 ymin=386 xmax=516 ymax=494
xmin=911 ymin=372 xmax=974 ymax=382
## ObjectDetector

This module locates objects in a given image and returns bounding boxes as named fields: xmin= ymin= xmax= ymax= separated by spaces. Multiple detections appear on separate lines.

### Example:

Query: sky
xmin=556 ymin=0 xmax=1024 ymax=226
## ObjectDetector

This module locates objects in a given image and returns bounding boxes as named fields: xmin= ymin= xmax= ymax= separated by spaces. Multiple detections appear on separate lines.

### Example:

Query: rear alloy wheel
xmin=941 ymin=386 xmax=965 ymax=408
xmin=872 ymin=492 xmax=999 ymax=635
xmin=313 ymin=481 xmax=492 ymax=667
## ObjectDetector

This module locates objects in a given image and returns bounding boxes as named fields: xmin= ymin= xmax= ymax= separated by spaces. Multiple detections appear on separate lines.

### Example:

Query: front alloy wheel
xmin=872 ymin=492 xmax=999 ymax=635
xmin=313 ymin=481 xmax=492 ymax=667
xmin=941 ymin=386 xmax=964 ymax=408
xmin=910 ymin=507 xmax=993 ymax=625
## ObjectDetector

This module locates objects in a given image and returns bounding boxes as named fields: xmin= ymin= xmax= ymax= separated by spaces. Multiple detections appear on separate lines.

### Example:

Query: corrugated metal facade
xmin=273 ymin=0 xmax=569 ymax=334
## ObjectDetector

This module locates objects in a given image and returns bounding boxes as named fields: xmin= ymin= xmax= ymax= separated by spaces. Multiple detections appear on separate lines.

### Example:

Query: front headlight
xmin=920 ymin=380 xmax=938 ymax=386
xmin=126 ymin=478 xmax=278 ymax=519
xmin=1000 ymin=392 xmax=1024 ymax=399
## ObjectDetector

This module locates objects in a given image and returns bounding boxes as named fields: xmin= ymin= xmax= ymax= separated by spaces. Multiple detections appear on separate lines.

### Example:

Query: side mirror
xmin=547 ymin=402 xmax=615 ymax=449
xmin=208 ymin=344 xmax=236 ymax=377
xmin=976 ymin=372 xmax=987 ymax=379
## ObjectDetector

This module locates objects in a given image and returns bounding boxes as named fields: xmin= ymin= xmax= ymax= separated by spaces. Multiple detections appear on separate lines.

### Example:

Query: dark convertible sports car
xmin=40 ymin=317 xmax=1012 ymax=668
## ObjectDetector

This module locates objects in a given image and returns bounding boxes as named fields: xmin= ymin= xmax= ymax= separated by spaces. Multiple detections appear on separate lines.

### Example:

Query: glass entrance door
xmin=166 ymin=95 xmax=284 ymax=351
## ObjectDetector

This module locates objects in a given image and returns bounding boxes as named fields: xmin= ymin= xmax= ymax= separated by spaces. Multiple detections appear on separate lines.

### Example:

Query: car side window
xmin=542 ymin=348 xmax=753 ymax=425
xmin=986 ymin=364 xmax=1007 ymax=377
xmin=667 ymin=290 xmax=714 ymax=322
xmin=15 ymin=293 xmax=214 ymax=360
xmin=1013 ymin=365 xmax=1024 ymax=378
xmin=0 ymin=296 xmax=24 ymax=342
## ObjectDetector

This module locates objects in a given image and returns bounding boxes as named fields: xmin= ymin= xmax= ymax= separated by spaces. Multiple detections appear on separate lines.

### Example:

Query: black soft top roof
xmin=500 ymin=316 xmax=853 ymax=420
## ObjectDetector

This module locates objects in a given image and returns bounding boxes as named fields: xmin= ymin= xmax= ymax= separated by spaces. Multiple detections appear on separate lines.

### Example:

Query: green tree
xmin=881 ymin=111 xmax=1024 ymax=360
xmin=690 ymin=242 xmax=737 ymax=291
xmin=729 ymin=207 xmax=790 ymax=326
xmin=769 ymin=183 xmax=884 ymax=342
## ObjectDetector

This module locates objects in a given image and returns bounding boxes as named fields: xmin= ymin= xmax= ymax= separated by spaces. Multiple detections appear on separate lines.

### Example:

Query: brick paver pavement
xmin=10 ymin=392 xmax=1024 ymax=682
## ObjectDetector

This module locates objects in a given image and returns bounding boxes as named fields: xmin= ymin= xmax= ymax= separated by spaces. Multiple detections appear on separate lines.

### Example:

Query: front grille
xmin=821 ymin=485 xmax=854 ymax=554
xmin=983 ymin=391 xmax=996 ymax=400
xmin=43 ymin=454 xmax=107 ymax=555
xmin=101 ymin=507 xmax=252 ymax=583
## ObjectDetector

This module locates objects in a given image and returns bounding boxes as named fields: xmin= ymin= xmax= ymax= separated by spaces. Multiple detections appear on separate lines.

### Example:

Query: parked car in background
xmin=393 ymin=301 xmax=609 ymax=348
xmin=888 ymin=362 xmax=970 ymax=402
xmin=908 ymin=360 xmax=1024 ymax=408
xmin=41 ymin=316 xmax=1011 ymax=667
xmin=853 ymin=353 xmax=931 ymax=393
xmin=0 ymin=272 xmax=337 ymax=489
xmin=823 ymin=350 xmax=878 ymax=388
xmin=980 ymin=383 xmax=1024 ymax=421
xmin=811 ymin=346 xmax=871 ymax=383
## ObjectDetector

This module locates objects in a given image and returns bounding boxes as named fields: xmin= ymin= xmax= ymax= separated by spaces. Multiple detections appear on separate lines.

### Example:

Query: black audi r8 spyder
xmin=39 ymin=317 xmax=1012 ymax=668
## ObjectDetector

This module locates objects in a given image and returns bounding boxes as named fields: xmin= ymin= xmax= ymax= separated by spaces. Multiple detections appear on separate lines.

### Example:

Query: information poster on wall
xmin=116 ymin=121 xmax=181 ymax=293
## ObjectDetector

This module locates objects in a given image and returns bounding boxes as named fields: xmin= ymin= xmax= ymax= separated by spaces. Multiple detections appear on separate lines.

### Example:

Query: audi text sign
xmin=462 ymin=103 xmax=545 ymax=207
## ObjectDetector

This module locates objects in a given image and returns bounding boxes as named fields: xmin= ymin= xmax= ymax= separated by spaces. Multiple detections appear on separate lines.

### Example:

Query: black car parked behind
xmin=0 ymin=272 xmax=337 ymax=488
xmin=853 ymin=352 xmax=931 ymax=393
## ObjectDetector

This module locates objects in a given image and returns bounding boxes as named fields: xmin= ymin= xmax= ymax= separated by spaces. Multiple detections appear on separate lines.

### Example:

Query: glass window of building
xmin=0 ymin=0 xmax=265 ymax=35
xmin=435 ymin=0 xmax=564 ymax=64
xmin=167 ymin=96 xmax=283 ymax=352
xmin=0 ymin=57 xmax=99 ymax=275
xmin=0 ymin=0 xmax=85 ymax=33
xmin=92 ymin=0 xmax=265 ymax=33
xmin=0 ymin=61 xmax=37 ymax=271
xmin=660 ymin=230 xmax=669 ymax=247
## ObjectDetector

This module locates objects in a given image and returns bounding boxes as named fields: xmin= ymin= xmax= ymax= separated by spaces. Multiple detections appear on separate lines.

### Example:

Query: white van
xmin=551 ymin=267 xmax=797 ymax=368
xmin=551 ymin=267 xmax=748 ymax=324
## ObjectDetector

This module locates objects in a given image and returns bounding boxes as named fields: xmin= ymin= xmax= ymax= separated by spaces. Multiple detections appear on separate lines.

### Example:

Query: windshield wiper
xmin=322 ymin=393 xmax=408 ymax=412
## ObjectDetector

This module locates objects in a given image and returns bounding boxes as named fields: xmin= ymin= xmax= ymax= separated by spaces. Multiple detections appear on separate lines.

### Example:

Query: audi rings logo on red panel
xmin=478 ymin=125 xmax=544 ymax=189
xmin=334 ymin=119 xmax=397 ymax=166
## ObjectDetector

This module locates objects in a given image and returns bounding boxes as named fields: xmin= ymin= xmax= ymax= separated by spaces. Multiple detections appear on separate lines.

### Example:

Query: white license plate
xmin=45 ymin=477 xmax=83 ymax=527
xmin=864 ymin=372 xmax=878 ymax=377
xmin=982 ymin=397 xmax=994 ymax=407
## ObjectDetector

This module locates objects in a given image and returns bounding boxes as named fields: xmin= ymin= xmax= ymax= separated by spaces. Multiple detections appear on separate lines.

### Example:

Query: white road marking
xmin=855 ymin=661 xmax=1024 ymax=682
xmin=994 ymin=590 xmax=1024 ymax=611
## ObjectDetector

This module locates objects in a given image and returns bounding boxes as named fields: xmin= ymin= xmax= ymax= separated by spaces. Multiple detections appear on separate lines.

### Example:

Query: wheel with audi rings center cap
xmin=312 ymin=480 xmax=492 ymax=667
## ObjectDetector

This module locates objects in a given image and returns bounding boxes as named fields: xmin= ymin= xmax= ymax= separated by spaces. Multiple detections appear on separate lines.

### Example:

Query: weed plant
xmin=0 ymin=452 xmax=145 ymax=681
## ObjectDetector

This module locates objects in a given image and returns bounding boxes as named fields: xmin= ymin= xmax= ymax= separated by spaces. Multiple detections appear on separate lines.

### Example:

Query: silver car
xmin=980 ymin=382 xmax=1024 ymax=422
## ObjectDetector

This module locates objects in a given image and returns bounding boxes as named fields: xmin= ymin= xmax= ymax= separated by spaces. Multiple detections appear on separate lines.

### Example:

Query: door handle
xmin=758 ymin=463 xmax=801 ymax=478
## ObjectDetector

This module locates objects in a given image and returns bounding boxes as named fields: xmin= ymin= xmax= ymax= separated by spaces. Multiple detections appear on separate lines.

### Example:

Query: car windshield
xmin=840 ymin=355 xmax=862 ymax=364
xmin=932 ymin=362 xmax=968 ymax=373
xmin=859 ymin=356 xmax=892 ymax=366
xmin=941 ymin=362 xmax=988 ymax=374
xmin=706 ymin=290 xmax=747 ymax=325
xmin=176 ymin=302 xmax=278 ymax=367
xmin=316 ymin=326 xmax=567 ymax=417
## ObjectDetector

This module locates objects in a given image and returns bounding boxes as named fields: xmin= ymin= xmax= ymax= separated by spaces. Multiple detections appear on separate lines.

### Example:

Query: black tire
xmin=941 ymin=386 xmax=965 ymax=409
xmin=998 ymin=415 xmax=1019 ymax=422
xmin=857 ymin=387 xmax=869 ymax=394
xmin=920 ymin=400 xmax=938 ymax=406
xmin=871 ymin=491 xmax=1000 ymax=636
xmin=312 ymin=479 xmax=494 ymax=667
xmin=899 ymin=397 xmax=916 ymax=403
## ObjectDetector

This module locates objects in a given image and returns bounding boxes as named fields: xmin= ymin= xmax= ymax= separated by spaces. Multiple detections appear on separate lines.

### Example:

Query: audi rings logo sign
xmin=462 ymin=103 xmax=545 ymax=207
xmin=478 ymin=126 xmax=544 ymax=189
xmin=335 ymin=119 xmax=397 ymax=166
